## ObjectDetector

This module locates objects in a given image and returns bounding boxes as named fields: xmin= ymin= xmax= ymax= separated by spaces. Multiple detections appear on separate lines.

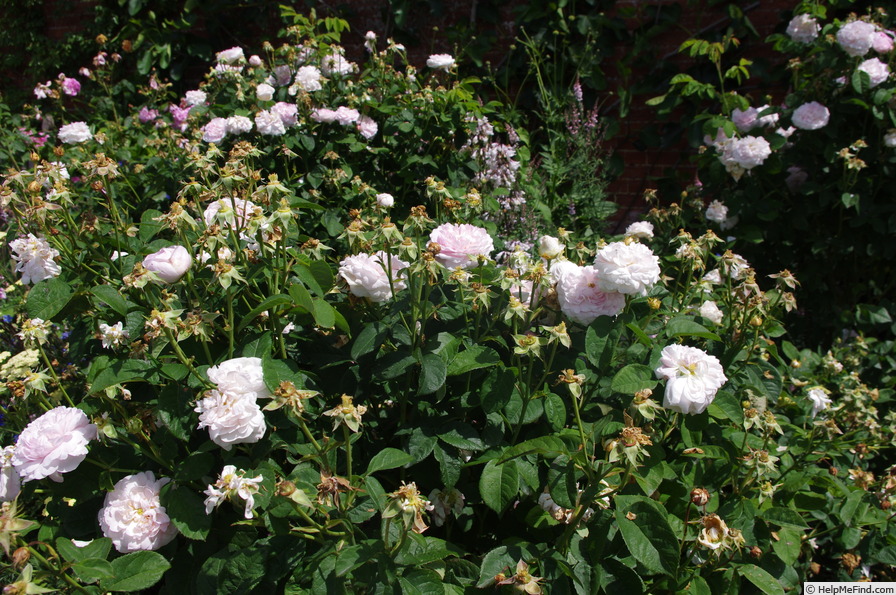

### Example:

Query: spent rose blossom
xmin=207 ymin=357 xmax=270 ymax=398
xmin=427 ymin=54 xmax=455 ymax=71
xmin=787 ymin=14 xmax=820 ymax=44
xmin=358 ymin=115 xmax=378 ymax=139
xmin=593 ymin=241 xmax=661 ymax=296
xmin=9 ymin=233 xmax=61 ymax=284
xmin=858 ymin=57 xmax=890 ymax=87
xmin=429 ymin=223 xmax=494 ymax=269
xmin=791 ymin=101 xmax=830 ymax=130
xmin=142 ymin=245 xmax=192 ymax=284
xmin=556 ymin=263 xmax=626 ymax=325
xmin=0 ymin=446 xmax=21 ymax=502
xmin=837 ymin=20 xmax=877 ymax=57
xmin=98 ymin=471 xmax=178 ymax=552
xmin=12 ymin=406 xmax=97 ymax=482
xmin=655 ymin=345 xmax=727 ymax=415
xmin=699 ymin=300 xmax=724 ymax=325
xmin=195 ymin=389 xmax=266 ymax=450
xmin=203 ymin=197 xmax=258 ymax=230
xmin=58 ymin=121 xmax=92 ymax=144
xmin=255 ymin=110 xmax=286 ymax=136
xmin=274 ymin=65 xmax=292 ymax=87
xmin=201 ymin=117 xmax=228 ymax=143
xmin=204 ymin=465 xmax=263 ymax=519
xmin=61 ymin=77 xmax=81 ymax=96
xmin=256 ymin=83 xmax=275 ymax=102
xmin=339 ymin=252 xmax=409 ymax=302
xmin=786 ymin=166 xmax=809 ymax=191
xmin=705 ymin=200 xmax=728 ymax=224
xmin=808 ymin=388 xmax=833 ymax=418
xmin=216 ymin=46 xmax=245 ymax=64
xmin=99 ymin=322 xmax=129 ymax=349
xmin=624 ymin=221 xmax=654 ymax=240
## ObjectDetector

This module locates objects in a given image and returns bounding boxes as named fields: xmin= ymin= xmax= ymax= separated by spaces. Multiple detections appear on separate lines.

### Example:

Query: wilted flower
xmin=138 ymin=106 xmax=158 ymax=123
xmin=338 ymin=251 xmax=409 ymax=302
xmin=384 ymin=482 xmax=433 ymax=534
xmin=787 ymin=14 xmax=820 ymax=44
xmin=593 ymin=241 xmax=661 ymax=296
xmin=697 ymin=514 xmax=729 ymax=551
xmin=837 ymin=20 xmax=877 ymax=57
xmin=142 ymin=245 xmax=192 ymax=284
xmin=12 ymin=406 xmax=97 ymax=482
xmin=204 ymin=465 xmax=264 ymax=519
xmin=17 ymin=318 xmax=51 ymax=346
xmin=98 ymin=471 xmax=178 ymax=552
xmin=429 ymin=223 xmax=494 ymax=269
xmin=323 ymin=394 xmax=368 ymax=432
xmin=203 ymin=197 xmax=259 ymax=231
xmin=496 ymin=560 xmax=543 ymax=594
xmin=808 ymin=387 xmax=833 ymax=418
xmin=426 ymin=54 xmax=455 ymax=71
xmin=428 ymin=487 xmax=464 ymax=526
xmin=9 ymin=234 xmax=61 ymax=284
xmin=0 ymin=447 xmax=21 ymax=502
xmin=655 ymin=345 xmax=727 ymax=415
xmin=58 ymin=121 xmax=92 ymax=144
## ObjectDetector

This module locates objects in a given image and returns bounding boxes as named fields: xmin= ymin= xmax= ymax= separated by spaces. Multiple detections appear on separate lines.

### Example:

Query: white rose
xmin=376 ymin=193 xmax=394 ymax=208
xmin=256 ymin=83 xmax=275 ymax=102
xmin=207 ymin=357 xmax=270 ymax=398
xmin=184 ymin=90 xmax=207 ymax=107
xmin=624 ymin=221 xmax=654 ymax=240
xmin=858 ymin=57 xmax=890 ymax=87
xmin=98 ymin=471 xmax=178 ymax=552
xmin=538 ymin=235 xmax=564 ymax=259
xmin=655 ymin=345 xmax=727 ymax=415
xmin=58 ymin=122 xmax=92 ymax=144
xmin=837 ymin=20 xmax=877 ymax=57
xmin=195 ymin=389 xmax=266 ymax=450
xmin=807 ymin=387 xmax=832 ymax=418
xmin=0 ymin=446 xmax=21 ymax=502
xmin=787 ymin=14 xmax=820 ymax=44
xmin=338 ymin=251 xmax=409 ymax=302
xmin=201 ymin=117 xmax=228 ymax=143
xmin=12 ymin=406 xmax=97 ymax=482
xmin=225 ymin=115 xmax=253 ymax=135
xmin=705 ymin=200 xmax=728 ymax=223
xmin=142 ymin=245 xmax=192 ymax=284
xmin=593 ymin=241 xmax=661 ymax=297
xmin=555 ymin=263 xmax=626 ymax=325
xmin=792 ymin=101 xmax=830 ymax=130
xmin=255 ymin=110 xmax=286 ymax=136
xmin=426 ymin=54 xmax=455 ymax=71
xmin=698 ymin=300 xmax=724 ymax=325
xmin=216 ymin=46 xmax=245 ymax=64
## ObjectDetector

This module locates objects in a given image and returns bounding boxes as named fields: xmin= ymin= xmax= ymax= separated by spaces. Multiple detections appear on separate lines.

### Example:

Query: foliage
xmin=0 ymin=7 xmax=893 ymax=595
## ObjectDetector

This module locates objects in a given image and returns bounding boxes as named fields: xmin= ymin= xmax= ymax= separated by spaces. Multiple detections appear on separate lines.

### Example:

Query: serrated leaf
xmin=26 ymin=277 xmax=73 ymax=320
xmin=610 ymin=364 xmax=658 ymax=394
xmin=613 ymin=498 xmax=678 ymax=576
xmin=91 ymin=285 xmax=129 ymax=317
xmin=366 ymin=448 xmax=414 ymax=474
xmin=760 ymin=507 xmax=810 ymax=530
xmin=446 ymin=344 xmax=500 ymax=375
xmin=479 ymin=459 xmax=519 ymax=514
xmin=162 ymin=485 xmax=211 ymax=540
xmin=417 ymin=353 xmax=446 ymax=396
xmin=101 ymin=551 xmax=170 ymax=592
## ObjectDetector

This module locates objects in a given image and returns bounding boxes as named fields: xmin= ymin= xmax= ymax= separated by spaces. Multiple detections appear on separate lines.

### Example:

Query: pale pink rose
xmin=142 ymin=245 xmax=192 ymax=284
xmin=184 ymin=90 xmax=207 ymax=107
xmin=556 ymin=263 xmax=625 ymax=325
xmin=376 ymin=193 xmax=394 ymax=207
xmin=731 ymin=107 xmax=759 ymax=132
xmin=786 ymin=166 xmax=809 ymax=191
xmin=339 ymin=251 xmax=409 ymax=302
xmin=787 ymin=14 xmax=820 ymax=44
xmin=61 ymin=77 xmax=81 ymax=96
xmin=873 ymin=30 xmax=895 ymax=53
xmin=273 ymin=65 xmax=292 ymax=87
xmin=293 ymin=65 xmax=322 ymax=93
xmin=202 ymin=117 xmax=228 ymax=143
xmin=655 ymin=345 xmax=727 ymax=415
xmin=9 ymin=233 xmax=61 ymax=284
xmin=699 ymin=300 xmax=724 ymax=325
xmin=138 ymin=107 xmax=158 ymax=123
xmin=334 ymin=106 xmax=360 ymax=125
xmin=58 ymin=121 xmax=92 ymax=144
xmin=216 ymin=46 xmax=245 ymax=64
xmin=248 ymin=55 xmax=263 ymax=67
xmin=720 ymin=135 xmax=771 ymax=174
xmin=0 ymin=446 xmax=21 ymax=501
xmin=624 ymin=221 xmax=654 ymax=240
xmin=429 ymin=223 xmax=494 ymax=269
xmin=837 ymin=20 xmax=877 ymax=57
xmin=225 ymin=115 xmax=253 ymax=135
xmin=311 ymin=108 xmax=339 ymax=123
xmin=705 ymin=200 xmax=728 ymax=223
xmin=792 ymin=101 xmax=830 ymax=130
xmin=858 ymin=57 xmax=890 ymax=87
xmin=255 ymin=83 xmax=275 ymax=102
xmin=321 ymin=52 xmax=353 ymax=76
xmin=593 ymin=241 xmax=661 ymax=297
xmin=358 ymin=115 xmax=378 ymax=139
xmin=195 ymin=389 xmax=266 ymax=450
xmin=255 ymin=110 xmax=286 ymax=136
xmin=427 ymin=54 xmax=455 ymax=71
xmin=271 ymin=102 xmax=298 ymax=127
xmin=12 ymin=406 xmax=97 ymax=482
xmin=207 ymin=357 xmax=270 ymax=398
xmin=98 ymin=471 xmax=178 ymax=552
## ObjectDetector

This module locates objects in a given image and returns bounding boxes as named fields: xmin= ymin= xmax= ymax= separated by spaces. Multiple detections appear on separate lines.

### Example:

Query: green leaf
xmin=613 ymin=497 xmax=678 ymax=576
xmin=241 ymin=332 xmax=273 ymax=358
xmin=162 ymin=485 xmax=211 ymax=540
xmin=398 ymin=568 xmax=444 ymax=595
xmin=665 ymin=316 xmax=721 ymax=341
xmin=738 ymin=564 xmax=785 ymax=595
xmin=760 ymin=507 xmax=810 ymax=530
xmin=139 ymin=209 xmax=164 ymax=242
xmin=288 ymin=282 xmax=315 ymax=313
xmin=501 ymin=436 xmax=567 ymax=461
xmin=91 ymin=285 xmax=129 ymax=317
xmin=446 ymin=344 xmax=500 ymax=375
xmin=101 ymin=551 xmax=171 ymax=592
xmin=311 ymin=298 xmax=336 ymax=328
xmin=56 ymin=537 xmax=112 ymax=564
xmin=26 ymin=277 xmax=73 ymax=320
xmin=237 ymin=294 xmax=291 ymax=333
xmin=610 ymin=364 xmax=658 ymax=394
xmin=366 ymin=448 xmax=414 ymax=474
xmin=351 ymin=322 xmax=387 ymax=360
xmin=479 ymin=459 xmax=519 ymax=514
xmin=770 ymin=528 xmax=801 ymax=565
xmin=71 ymin=558 xmax=115 ymax=583
xmin=479 ymin=367 xmax=516 ymax=413
xmin=438 ymin=422 xmax=484 ymax=450
xmin=542 ymin=392 xmax=567 ymax=431
xmin=585 ymin=316 xmax=623 ymax=369
xmin=89 ymin=360 xmax=155 ymax=394
xmin=377 ymin=350 xmax=417 ymax=380
xmin=417 ymin=353 xmax=446 ymax=395
xmin=708 ymin=390 xmax=743 ymax=425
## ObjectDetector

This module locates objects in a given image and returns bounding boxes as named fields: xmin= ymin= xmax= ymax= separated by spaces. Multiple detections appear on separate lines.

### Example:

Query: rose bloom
xmin=142 ymin=245 xmax=192 ymax=284
xmin=624 ymin=221 xmax=654 ymax=240
xmin=255 ymin=110 xmax=286 ymax=136
xmin=808 ymin=387 xmax=832 ymax=418
xmin=837 ymin=20 xmax=877 ymax=57
xmin=138 ymin=106 xmax=158 ymax=123
xmin=321 ymin=52 xmax=353 ymax=76
xmin=201 ymin=117 xmax=228 ymax=143
xmin=334 ymin=106 xmax=360 ymax=125
xmin=9 ymin=233 xmax=61 ymax=284
xmin=339 ymin=251 xmax=409 ymax=302
xmin=655 ymin=345 xmax=727 ymax=415
xmin=858 ymin=57 xmax=890 ymax=87
xmin=699 ymin=300 xmax=724 ymax=325
xmin=274 ymin=65 xmax=292 ymax=87
xmin=0 ymin=446 xmax=21 ymax=502
xmin=293 ymin=65 xmax=322 ymax=92
xmin=61 ymin=77 xmax=81 ymax=96
xmin=722 ymin=135 xmax=771 ymax=170
xmin=376 ymin=193 xmax=394 ymax=208
xmin=593 ymin=241 xmax=661 ymax=297
xmin=311 ymin=108 xmax=339 ymax=123
xmin=731 ymin=107 xmax=759 ymax=132
xmin=538 ymin=235 xmax=564 ymax=259
xmin=705 ymin=199 xmax=728 ymax=223
xmin=874 ymin=30 xmax=895 ymax=53
xmin=207 ymin=357 xmax=270 ymax=398
xmin=195 ymin=389 xmax=266 ymax=450
xmin=98 ymin=471 xmax=178 ymax=552
xmin=271 ymin=102 xmax=298 ymax=127
xmin=429 ymin=223 xmax=494 ymax=269
xmin=203 ymin=197 xmax=258 ymax=230
xmin=248 ymin=54 xmax=263 ymax=67
xmin=99 ymin=321 xmax=129 ymax=349
xmin=256 ymin=83 xmax=275 ymax=102
xmin=184 ymin=89 xmax=206 ymax=106
xmin=225 ymin=115 xmax=253 ymax=135
xmin=58 ymin=121 xmax=92 ymax=144
xmin=358 ymin=115 xmax=378 ymax=139
xmin=787 ymin=14 xmax=820 ymax=44
xmin=12 ymin=406 xmax=97 ymax=482
xmin=555 ymin=263 xmax=626 ymax=325
xmin=217 ymin=46 xmax=245 ymax=64
xmin=791 ymin=101 xmax=830 ymax=130
xmin=427 ymin=53 xmax=455 ymax=71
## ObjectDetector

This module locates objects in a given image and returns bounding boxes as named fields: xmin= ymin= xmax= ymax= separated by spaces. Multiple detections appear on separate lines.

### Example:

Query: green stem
xmin=36 ymin=343 xmax=74 ymax=407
